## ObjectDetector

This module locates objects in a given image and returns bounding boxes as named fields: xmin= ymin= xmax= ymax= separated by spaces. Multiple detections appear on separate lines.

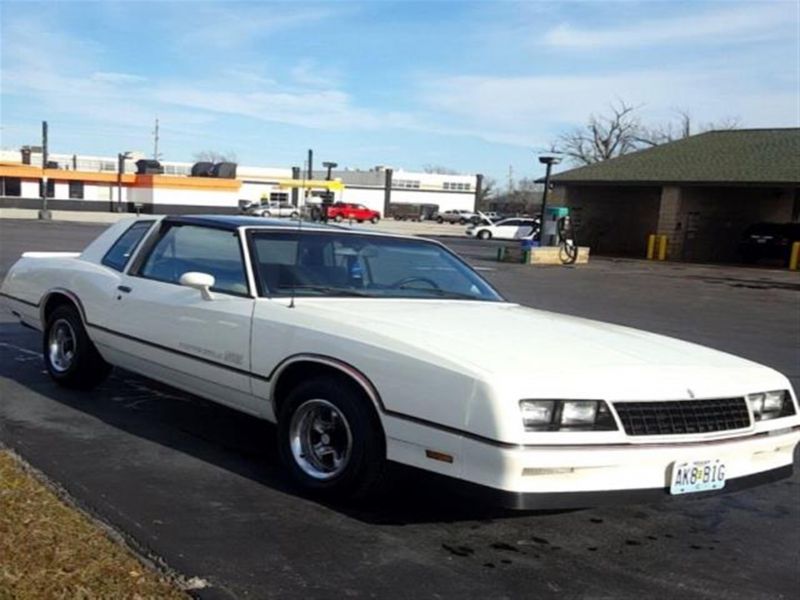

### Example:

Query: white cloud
xmin=542 ymin=2 xmax=797 ymax=49
xmin=91 ymin=72 xmax=147 ymax=85
xmin=170 ymin=6 xmax=335 ymax=50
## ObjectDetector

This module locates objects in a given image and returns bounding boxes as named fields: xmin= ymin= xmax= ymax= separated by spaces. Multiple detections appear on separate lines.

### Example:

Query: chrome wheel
xmin=289 ymin=399 xmax=353 ymax=480
xmin=48 ymin=318 xmax=77 ymax=373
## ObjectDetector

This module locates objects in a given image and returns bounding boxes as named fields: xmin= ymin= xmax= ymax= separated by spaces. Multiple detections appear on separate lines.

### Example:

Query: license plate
xmin=670 ymin=459 xmax=726 ymax=495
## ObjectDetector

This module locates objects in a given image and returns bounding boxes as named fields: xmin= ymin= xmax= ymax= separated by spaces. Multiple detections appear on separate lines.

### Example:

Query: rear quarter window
xmin=102 ymin=221 xmax=154 ymax=272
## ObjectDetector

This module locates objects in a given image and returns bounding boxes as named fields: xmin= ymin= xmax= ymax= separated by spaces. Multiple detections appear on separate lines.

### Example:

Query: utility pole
xmin=153 ymin=118 xmax=161 ymax=160
xmin=39 ymin=121 xmax=51 ymax=220
xmin=307 ymin=149 xmax=313 ymax=180
xmin=507 ymin=165 xmax=514 ymax=194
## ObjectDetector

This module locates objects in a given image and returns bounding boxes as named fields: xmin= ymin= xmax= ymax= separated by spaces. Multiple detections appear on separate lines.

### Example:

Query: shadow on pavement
xmin=0 ymin=329 xmax=569 ymax=526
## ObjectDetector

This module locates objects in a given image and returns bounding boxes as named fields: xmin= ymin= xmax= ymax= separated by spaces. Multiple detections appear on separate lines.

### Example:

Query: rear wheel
xmin=43 ymin=305 xmax=111 ymax=389
xmin=437 ymin=217 xmax=444 ymax=224
xmin=277 ymin=376 xmax=387 ymax=499
xmin=334 ymin=214 xmax=344 ymax=223
xmin=290 ymin=211 xmax=299 ymax=219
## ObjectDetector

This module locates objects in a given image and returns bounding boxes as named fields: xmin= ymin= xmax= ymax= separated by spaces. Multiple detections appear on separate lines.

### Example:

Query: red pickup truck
xmin=326 ymin=202 xmax=381 ymax=223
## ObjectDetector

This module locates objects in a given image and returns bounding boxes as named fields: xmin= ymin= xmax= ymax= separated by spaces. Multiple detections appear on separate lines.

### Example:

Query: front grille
xmin=613 ymin=397 xmax=751 ymax=436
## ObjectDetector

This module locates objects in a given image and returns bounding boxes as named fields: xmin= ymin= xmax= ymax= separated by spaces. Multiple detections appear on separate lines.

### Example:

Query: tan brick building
xmin=547 ymin=129 xmax=800 ymax=262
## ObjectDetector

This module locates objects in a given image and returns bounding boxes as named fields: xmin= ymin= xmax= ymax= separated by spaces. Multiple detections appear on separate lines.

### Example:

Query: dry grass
xmin=0 ymin=450 xmax=187 ymax=599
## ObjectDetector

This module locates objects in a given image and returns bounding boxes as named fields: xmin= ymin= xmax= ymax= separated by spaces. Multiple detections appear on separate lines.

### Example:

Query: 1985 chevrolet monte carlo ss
xmin=1 ymin=215 xmax=798 ymax=508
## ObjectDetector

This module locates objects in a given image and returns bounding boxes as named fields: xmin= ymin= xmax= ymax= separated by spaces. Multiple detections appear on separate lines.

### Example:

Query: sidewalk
xmin=0 ymin=208 xmax=130 ymax=224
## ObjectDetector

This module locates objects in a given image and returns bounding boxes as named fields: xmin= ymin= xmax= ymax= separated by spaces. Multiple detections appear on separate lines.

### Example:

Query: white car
xmin=1 ymin=215 xmax=798 ymax=508
xmin=467 ymin=217 xmax=539 ymax=240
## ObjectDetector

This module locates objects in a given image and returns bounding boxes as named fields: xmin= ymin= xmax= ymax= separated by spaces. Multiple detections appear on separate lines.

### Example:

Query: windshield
xmin=249 ymin=230 xmax=503 ymax=301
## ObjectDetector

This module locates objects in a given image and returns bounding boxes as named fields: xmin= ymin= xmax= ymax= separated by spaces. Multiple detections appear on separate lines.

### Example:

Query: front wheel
xmin=277 ymin=377 xmax=387 ymax=500
xmin=477 ymin=229 xmax=492 ymax=240
xmin=43 ymin=305 xmax=111 ymax=389
xmin=334 ymin=214 xmax=344 ymax=223
xmin=370 ymin=216 xmax=379 ymax=224
xmin=290 ymin=211 xmax=299 ymax=219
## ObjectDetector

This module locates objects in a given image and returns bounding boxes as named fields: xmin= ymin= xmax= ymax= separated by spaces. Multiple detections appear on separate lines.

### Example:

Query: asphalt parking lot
xmin=1 ymin=218 xmax=799 ymax=599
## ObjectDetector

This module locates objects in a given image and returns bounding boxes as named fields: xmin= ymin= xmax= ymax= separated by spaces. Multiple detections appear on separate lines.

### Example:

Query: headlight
xmin=519 ymin=399 xmax=617 ymax=431
xmin=747 ymin=390 xmax=796 ymax=421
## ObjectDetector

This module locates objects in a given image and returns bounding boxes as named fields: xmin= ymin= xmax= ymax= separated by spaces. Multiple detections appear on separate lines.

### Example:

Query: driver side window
xmin=139 ymin=225 xmax=248 ymax=295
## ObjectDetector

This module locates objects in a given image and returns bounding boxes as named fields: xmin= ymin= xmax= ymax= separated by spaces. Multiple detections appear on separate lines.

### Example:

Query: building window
xmin=394 ymin=179 xmax=420 ymax=189
xmin=39 ymin=180 xmax=55 ymax=198
xmin=1 ymin=177 xmax=22 ymax=196
xmin=68 ymin=180 xmax=84 ymax=199
xmin=444 ymin=181 xmax=471 ymax=192
xmin=270 ymin=192 xmax=289 ymax=203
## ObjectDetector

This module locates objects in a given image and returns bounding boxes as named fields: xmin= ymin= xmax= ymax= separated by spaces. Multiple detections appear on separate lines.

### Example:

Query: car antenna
xmin=289 ymin=161 xmax=307 ymax=309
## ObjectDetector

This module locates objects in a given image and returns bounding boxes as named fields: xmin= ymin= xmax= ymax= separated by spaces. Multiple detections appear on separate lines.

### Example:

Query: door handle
xmin=117 ymin=285 xmax=132 ymax=293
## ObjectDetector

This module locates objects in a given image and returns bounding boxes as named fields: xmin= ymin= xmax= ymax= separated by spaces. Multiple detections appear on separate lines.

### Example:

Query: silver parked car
xmin=435 ymin=209 xmax=479 ymax=225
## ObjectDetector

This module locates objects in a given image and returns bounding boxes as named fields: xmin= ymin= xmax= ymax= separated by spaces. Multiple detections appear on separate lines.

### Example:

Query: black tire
xmin=478 ymin=229 xmax=492 ymax=240
xmin=437 ymin=217 xmax=444 ymax=224
xmin=43 ymin=304 xmax=111 ymax=389
xmin=459 ymin=218 xmax=467 ymax=225
xmin=290 ymin=211 xmax=299 ymax=219
xmin=277 ymin=376 xmax=387 ymax=500
xmin=334 ymin=214 xmax=344 ymax=223
xmin=370 ymin=216 xmax=379 ymax=224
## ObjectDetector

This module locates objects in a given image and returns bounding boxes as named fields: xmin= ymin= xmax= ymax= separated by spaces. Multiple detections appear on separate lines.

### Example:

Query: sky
xmin=1 ymin=0 xmax=798 ymax=184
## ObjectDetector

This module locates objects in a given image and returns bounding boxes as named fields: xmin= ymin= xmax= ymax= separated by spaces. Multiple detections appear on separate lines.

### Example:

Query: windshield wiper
xmin=399 ymin=288 xmax=481 ymax=300
xmin=279 ymin=285 xmax=373 ymax=297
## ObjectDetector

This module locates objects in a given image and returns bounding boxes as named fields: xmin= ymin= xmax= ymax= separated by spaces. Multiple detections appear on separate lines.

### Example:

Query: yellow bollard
xmin=790 ymin=241 xmax=800 ymax=271
xmin=646 ymin=234 xmax=656 ymax=260
xmin=657 ymin=235 xmax=668 ymax=261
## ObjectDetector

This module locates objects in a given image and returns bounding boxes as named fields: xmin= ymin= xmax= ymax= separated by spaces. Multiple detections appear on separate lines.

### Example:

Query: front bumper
xmin=457 ymin=426 xmax=799 ymax=508
xmin=447 ymin=464 xmax=794 ymax=510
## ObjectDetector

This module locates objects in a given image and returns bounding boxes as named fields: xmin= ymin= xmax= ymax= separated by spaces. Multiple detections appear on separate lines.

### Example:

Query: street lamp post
xmin=322 ymin=161 xmax=337 ymax=181
xmin=537 ymin=155 xmax=561 ymax=246
xmin=116 ymin=152 xmax=132 ymax=213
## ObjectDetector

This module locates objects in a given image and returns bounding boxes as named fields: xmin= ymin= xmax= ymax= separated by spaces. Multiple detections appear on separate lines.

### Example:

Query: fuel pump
xmin=539 ymin=206 xmax=578 ymax=265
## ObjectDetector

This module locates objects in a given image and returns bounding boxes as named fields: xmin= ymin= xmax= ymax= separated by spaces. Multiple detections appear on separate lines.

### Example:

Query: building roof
xmin=548 ymin=128 xmax=800 ymax=186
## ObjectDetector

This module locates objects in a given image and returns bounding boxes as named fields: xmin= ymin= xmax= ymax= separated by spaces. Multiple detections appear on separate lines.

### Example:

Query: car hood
xmin=301 ymin=299 xmax=784 ymax=399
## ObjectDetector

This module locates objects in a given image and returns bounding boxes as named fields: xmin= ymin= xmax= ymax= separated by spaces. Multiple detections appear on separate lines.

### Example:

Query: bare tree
xmin=476 ymin=176 xmax=496 ymax=209
xmin=551 ymin=100 xmax=645 ymax=165
xmin=193 ymin=150 xmax=238 ymax=163
xmin=552 ymin=102 xmax=741 ymax=165
xmin=639 ymin=109 xmax=740 ymax=147
xmin=423 ymin=164 xmax=459 ymax=174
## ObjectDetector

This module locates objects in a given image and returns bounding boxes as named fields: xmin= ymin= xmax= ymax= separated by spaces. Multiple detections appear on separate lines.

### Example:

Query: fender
xmin=268 ymin=353 xmax=384 ymax=417
xmin=39 ymin=288 xmax=87 ymax=328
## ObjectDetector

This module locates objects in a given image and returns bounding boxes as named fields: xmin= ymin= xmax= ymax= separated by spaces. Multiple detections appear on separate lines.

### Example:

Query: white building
xmin=0 ymin=149 xmax=482 ymax=216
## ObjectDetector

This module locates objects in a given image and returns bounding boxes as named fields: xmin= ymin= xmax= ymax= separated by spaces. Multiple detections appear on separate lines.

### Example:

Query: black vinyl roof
xmin=165 ymin=215 xmax=340 ymax=231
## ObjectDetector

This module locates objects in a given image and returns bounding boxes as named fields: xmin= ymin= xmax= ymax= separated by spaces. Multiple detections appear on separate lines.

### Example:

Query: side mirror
xmin=179 ymin=272 xmax=215 ymax=301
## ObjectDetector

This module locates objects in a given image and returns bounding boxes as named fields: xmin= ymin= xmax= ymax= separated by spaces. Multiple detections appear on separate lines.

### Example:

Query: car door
xmin=516 ymin=220 xmax=535 ymax=239
xmin=494 ymin=219 xmax=520 ymax=239
xmin=105 ymin=222 xmax=258 ymax=415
